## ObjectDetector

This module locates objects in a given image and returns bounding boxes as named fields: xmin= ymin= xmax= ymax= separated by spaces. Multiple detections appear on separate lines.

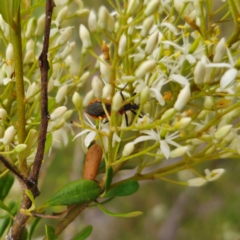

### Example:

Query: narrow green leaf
xmin=45 ymin=225 xmax=57 ymax=240
xmin=28 ymin=217 xmax=41 ymax=240
xmin=105 ymin=167 xmax=113 ymax=192
xmin=0 ymin=200 xmax=13 ymax=216
xmin=96 ymin=202 xmax=142 ymax=218
xmin=0 ymin=0 xmax=13 ymax=27
xmin=45 ymin=179 xmax=101 ymax=207
xmin=71 ymin=225 xmax=93 ymax=240
xmin=0 ymin=217 xmax=10 ymax=237
xmin=0 ymin=174 xmax=14 ymax=200
xmin=103 ymin=180 xmax=139 ymax=198
xmin=19 ymin=227 xmax=28 ymax=240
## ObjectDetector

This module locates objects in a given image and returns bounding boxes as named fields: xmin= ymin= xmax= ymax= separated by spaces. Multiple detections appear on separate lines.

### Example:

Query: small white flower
xmin=220 ymin=68 xmax=238 ymax=90
xmin=134 ymin=129 xmax=180 ymax=159
xmin=204 ymin=168 xmax=225 ymax=181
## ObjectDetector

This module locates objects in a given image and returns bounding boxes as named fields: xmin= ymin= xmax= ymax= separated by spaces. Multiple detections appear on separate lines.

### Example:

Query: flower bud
xmin=194 ymin=61 xmax=205 ymax=85
xmin=112 ymin=92 xmax=123 ymax=112
xmin=122 ymin=142 xmax=135 ymax=157
xmin=50 ymin=106 xmax=67 ymax=121
xmin=170 ymin=146 xmax=188 ymax=158
xmin=92 ymin=76 xmax=104 ymax=98
xmin=72 ymin=92 xmax=82 ymax=110
xmin=14 ymin=144 xmax=27 ymax=153
xmin=1 ymin=126 xmax=15 ymax=145
xmin=63 ymin=109 xmax=73 ymax=120
xmin=106 ymin=13 xmax=115 ymax=32
xmin=79 ymin=24 xmax=92 ymax=49
xmin=204 ymin=96 xmax=214 ymax=110
xmin=174 ymin=117 xmax=191 ymax=129
xmin=56 ymin=85 xmax=68 ymax=104
xmin=100 ymin=59 xmax=111 ymax=83
xmin=58 ymin=27 xmax=72 ymax=46
xmin=145 ymin=31 xmax=159 ymax=55
xmin=26 ymin=82 xmax=39 ymax=102
xmin=187 ymin=177 xmax=207 ymax=187
xmin=144 ymin=0 xmax=160 ymax=16
xmin=23 ymin=50 xmax=34 ymax=65
xmin=141 ymin=15 xmax=154 ymax=37
xmin=220 ymin=68 xmax=238 ymax=90
xmin=88 ymin=10 xmax=97 ymax=32
xmin=118 ymin=34 xmax=127 ymax=57
xmin=127 ymin=17 xmax=134 ymax=35
xmin=214 ymin=125 xmax=232 ymax=139
xmin=98 ymin=6 xmax=109 ymax=30
xmin=55 ymin=6 xmax=68 ymax=27
xmin=141 ymin=86 xmax=150 ymax=105
xmin=102 ymin=84 xmax=113 ymax=98
xmin=160 ymin=108 xmax=176 ymax=121
xmin=213 ymin=38 xmax=226 ymax=63
xmin=25 ymin=17 xmax=37 ymax=38
xmin=6 ymin=43 xmax=14 ymax=61
xmin=174 ymin=84 xmax=191 ymax=112
xmin=127 ymin=0 xmax=140 ymax=15
xmin=135 ymin=60 xmax=156 ymax=79
xmin=83 ymin=90 xmax=94 ymax=107
xmin=58 ymin=42 xmax=75 ymax=60
xmin=35 ymin=14 xmax=45 ymax=36
xmin=0 ymin=109 xmax=7 ymax=120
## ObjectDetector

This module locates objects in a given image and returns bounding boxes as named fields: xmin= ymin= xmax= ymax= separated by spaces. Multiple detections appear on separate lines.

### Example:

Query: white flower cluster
xmin=74 ymin=0 xmax=240 ymax=184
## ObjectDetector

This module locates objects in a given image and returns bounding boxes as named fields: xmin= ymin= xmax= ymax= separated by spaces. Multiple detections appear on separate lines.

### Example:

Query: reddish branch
xmin=6 ymin=1 xmax=55 ymax=239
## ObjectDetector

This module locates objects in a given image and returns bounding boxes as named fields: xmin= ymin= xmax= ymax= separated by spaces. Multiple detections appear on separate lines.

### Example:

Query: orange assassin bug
xmin=85 ymin=85 xmax=141 ymax=126
xmin=85 ymin=98 xmax=140 ymax=125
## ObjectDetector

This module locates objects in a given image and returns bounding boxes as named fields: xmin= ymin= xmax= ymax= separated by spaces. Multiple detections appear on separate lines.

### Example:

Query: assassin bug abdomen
xmin=85 ymin=98 xmax=140 ymax=120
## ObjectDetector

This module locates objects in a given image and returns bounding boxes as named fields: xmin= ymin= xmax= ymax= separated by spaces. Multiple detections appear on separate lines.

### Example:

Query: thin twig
xmin=6 ymin=1 xmax=55 ymax=239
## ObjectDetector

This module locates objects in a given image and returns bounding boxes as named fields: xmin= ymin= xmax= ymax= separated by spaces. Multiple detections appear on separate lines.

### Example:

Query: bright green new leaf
xmin=96 ymin=202 xmax=142 ymax=218
xmin=103 ymin=180 xmax=139 ymax=198
xmin=71 ymin=225 xmax=93 ymax=240
xmin=45 ymin=225 xmax=57 ymax=240
xmin=22 ymin=129 xmax=38 ymax=159
xmin=45 ymin=179 xmax=101 ymax=207
xmin=28 ymin=217 xmax=41 ymax=240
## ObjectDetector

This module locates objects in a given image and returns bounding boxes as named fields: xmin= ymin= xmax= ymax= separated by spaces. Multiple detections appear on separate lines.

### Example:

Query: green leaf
xmin=0 ymin=0 xmax=13 ymax=27
xmin=44 ymin=133 xmax=53 ymax=154
xmin=71 ymin=225 xmax=93 ymax=240
xmin=28 ymin=217 xmax=41 ymax=240
xmin=44 ymin=179 xmax=101 ymax=207
xmin=103 ymin=180 xmax=139 ymax=198
xmin=105 ymin=167 xmax=113 ymax=192
xmin=45 ymin=225 xmax=57 ymax=240
xmin=0 ymin=200 xmax=13 ymax=216
xmin=96 ymin=202 xmax=142 ymax=218
xmin=0 ymin=174 xmax=14 ymax=200
xmin=0 ymin=217 xmax=10 ymax=237
xmin=20 ymin=227 xmax=28 ymax=240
